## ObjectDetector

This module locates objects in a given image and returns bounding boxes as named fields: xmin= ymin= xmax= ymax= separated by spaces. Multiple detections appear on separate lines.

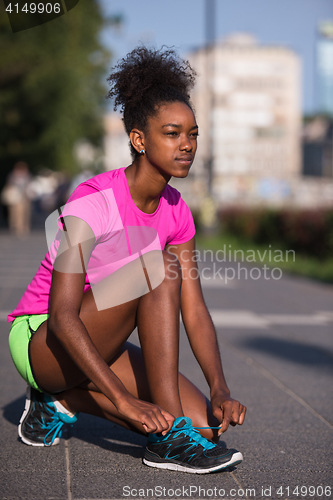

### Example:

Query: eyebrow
xmin=162 ymin=123 xmax=199 ymax=130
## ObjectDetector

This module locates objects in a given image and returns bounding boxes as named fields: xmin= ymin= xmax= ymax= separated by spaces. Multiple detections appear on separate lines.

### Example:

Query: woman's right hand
xmin=116 ymin=394 xmax=174 ymax=435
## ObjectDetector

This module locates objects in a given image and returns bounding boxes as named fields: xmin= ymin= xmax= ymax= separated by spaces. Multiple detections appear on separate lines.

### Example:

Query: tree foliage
xmin=0 ymin=0 xmax=112 ymax=185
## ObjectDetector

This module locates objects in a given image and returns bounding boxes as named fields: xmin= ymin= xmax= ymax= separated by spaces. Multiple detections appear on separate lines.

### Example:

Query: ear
xmin=130 ymin=128 xmax=145 ymax=155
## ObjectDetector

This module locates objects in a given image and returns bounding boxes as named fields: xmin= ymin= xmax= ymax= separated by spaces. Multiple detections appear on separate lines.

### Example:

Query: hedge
xmin=216 ymin=208 xmax=333 ymax=259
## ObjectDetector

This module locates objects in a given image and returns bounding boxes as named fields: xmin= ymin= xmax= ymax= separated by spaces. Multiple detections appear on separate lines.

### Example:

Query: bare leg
xmin=30 ymin=251 xmax=217 ymax=438
xmin=136 ymin=254 xmax=183 ymax=416
xmin=58 ymin=343 xmax=220 ymax=441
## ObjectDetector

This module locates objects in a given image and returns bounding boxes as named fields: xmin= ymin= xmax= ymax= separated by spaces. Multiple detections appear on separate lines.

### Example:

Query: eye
xmin=190 ymin=132 xmax=199 ymax=138
xmin=166 ymin=131 xmax=178 ymax=136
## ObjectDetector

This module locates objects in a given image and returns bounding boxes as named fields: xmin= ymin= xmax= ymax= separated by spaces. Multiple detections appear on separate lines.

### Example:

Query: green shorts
xmin=8 ymin=314 xmax=49 ymax=392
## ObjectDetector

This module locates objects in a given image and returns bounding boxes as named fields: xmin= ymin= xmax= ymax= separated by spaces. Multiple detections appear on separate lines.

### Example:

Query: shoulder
xmin=161 ymin=185 xmax=193 ymax=218
xmin=161 ymin=184 xmax=182 ymax=207
xmin=160 ymin=184 xmax=195 ymax=245
xmin=60 ymin=169 xmax=126 ymax=238
xmin=67 ymin=168 xmax=125 ymax=201
xmin=80 ymin=168 xmax=124 ymax=192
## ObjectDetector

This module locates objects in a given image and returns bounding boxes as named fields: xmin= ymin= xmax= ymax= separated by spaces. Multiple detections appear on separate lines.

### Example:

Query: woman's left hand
xmin=211 ymin=391 xmax=247 ymax=436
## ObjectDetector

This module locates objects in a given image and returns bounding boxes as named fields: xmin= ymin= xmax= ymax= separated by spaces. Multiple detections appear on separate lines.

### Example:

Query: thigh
xmin=29 ymin=287 xmax=139 ymax=394
xmin=29 ymin=250 xmax=179 ymax=394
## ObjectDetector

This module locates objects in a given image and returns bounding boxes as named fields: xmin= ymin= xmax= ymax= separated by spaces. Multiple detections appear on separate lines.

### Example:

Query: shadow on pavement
xmin=3 ymin=397 xmax=230 ymax=460
xmin=72 ymin=413 xmax=147 ymax=457
xmin=2 ymin=396 xmax=146 ymax=454
xmin=240 ymin=336 xmax=333 ymax=368
xmin=71 ymin=413 xmax=228 ymax=457
xmin=2 ymin=394 xmax=25 ymax=426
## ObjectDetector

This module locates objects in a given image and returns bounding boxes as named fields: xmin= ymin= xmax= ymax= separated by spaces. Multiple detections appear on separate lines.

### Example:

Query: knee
xmin=141 ymin=250 xmax=181 ymax=293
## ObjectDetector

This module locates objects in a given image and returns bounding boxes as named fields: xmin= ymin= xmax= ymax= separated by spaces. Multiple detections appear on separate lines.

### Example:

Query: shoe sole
xmin=18 ymin=386 xmax=60 ymax=447
xmin=143 ymin=451 xmax=243 ymax=474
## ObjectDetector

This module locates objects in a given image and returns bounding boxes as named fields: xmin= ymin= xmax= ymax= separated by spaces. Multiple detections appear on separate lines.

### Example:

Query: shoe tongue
xmin=173 ymin=416 xmax=192 ymax=429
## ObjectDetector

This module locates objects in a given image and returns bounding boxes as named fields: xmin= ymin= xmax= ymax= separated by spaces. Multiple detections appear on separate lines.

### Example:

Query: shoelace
xmin=42 ymin=419 xmax=64 ymax=446
xmin=37 ymin=403 xmax=64 ymax=446
xmin=171 ymin=423 xmax=221 ymax=451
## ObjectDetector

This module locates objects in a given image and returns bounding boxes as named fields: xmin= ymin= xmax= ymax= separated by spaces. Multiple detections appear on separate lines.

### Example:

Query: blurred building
xmin=180 ymin=34 xmax=302 ymax=207
xmin=302 ymin=117 xmax=333 ymax=178
xmin=102 ymin=34 xmax=333 ymax=209
xmin=104 ymin=113 xmax=131 ymax=171
xmin=316 ymin=21 xmax=333 ymax=116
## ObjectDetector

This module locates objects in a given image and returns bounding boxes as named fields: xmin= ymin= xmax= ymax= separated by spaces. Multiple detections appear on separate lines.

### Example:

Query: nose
xmin=180 ymin=134 xmax=193 ymax=152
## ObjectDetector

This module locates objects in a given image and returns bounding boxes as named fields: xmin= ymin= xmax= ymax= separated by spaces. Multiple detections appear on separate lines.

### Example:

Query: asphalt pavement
xmin=0 ymin=230 xmax=332 ymax=500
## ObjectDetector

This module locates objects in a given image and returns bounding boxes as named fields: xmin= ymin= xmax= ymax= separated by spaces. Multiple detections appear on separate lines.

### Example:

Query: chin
xmin=173 ymin=167 xmax=191 ymax=178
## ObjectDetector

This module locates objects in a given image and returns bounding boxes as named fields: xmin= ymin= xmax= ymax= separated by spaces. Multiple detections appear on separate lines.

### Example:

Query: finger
xmin=153 ymin=413 xmax=170 ymax=434
xmin=219 ymin=404 xmax=232 ymax=434
xmin=141 ymin=406 xmax=168 ymax=433
xmin=148 ymin=406 xmax=173 ymax=434
xmin=230 ymin=404 xmax=240 ymax=425
xmin=238 ymin=405 xmax=247 ymax=425
xmin=141 ymin=412 xmax=159 ymax=433
xmin=212 ymin=405 xmax=223 ymax=424
xmin=147 ymin=412 xmax=167 ymax=434
xmin=160 ymin=409 xmax=175 ymax=435
xmin=217 ymin=408 xmax=224 ymax=436
xmin=229 ymin=405 xmax=246 ymax=426
xmin=142 ymin=423 xmax=149 ymax=433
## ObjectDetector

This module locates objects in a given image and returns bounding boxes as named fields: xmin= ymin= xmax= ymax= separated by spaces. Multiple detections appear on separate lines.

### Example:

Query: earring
xmin=139 ymin=149 xmax=145 ymax=154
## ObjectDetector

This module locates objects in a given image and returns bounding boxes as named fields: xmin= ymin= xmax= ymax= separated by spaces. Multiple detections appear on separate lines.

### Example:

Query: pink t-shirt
xmin=8 ymin=167 xmax=195 ymax=321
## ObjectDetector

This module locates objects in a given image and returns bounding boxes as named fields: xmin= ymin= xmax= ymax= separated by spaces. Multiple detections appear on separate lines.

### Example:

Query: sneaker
xmin=143 ymin=416 xmax=243 ymax=474
xmin=18 ymin=386 xmax=78 ymax=447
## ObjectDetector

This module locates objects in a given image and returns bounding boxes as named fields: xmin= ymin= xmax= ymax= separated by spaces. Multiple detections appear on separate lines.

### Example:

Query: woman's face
xmin=142 ymin=101 xmax=199 ymax=180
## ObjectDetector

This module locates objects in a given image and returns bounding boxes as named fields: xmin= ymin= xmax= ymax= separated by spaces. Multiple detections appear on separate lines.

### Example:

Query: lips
xmin=176 ymin=155 xmax=193 ymax=162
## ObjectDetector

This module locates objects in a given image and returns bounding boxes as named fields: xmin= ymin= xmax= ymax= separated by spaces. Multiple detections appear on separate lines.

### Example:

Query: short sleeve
xmin=57 ymin=184 xmax=123 ymax=243
xmin=167 ymin=197 xmax=196 ymax=246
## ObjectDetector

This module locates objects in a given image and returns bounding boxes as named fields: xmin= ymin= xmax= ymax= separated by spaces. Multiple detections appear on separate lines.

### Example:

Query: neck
xmin=125 ymin=159 xmax=170 ymax=214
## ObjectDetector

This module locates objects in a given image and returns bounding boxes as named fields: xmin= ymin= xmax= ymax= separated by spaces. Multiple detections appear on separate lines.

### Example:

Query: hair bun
xmin=107 ymin=46 xmax=196 ymax=111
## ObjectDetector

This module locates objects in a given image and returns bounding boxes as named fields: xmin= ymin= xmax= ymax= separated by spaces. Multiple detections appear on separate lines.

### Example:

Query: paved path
xmin=0 ymin=231 xmax=332 ymax=500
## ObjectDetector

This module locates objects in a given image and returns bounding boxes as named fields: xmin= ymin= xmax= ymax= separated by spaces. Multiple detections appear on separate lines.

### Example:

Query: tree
xmin=0 ymin=0 xmax=113 ymax=187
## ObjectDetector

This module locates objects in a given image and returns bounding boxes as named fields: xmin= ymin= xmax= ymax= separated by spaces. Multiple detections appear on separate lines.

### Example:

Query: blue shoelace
xmin=35 ymin=402 xmax=65 ymax=446
xmin=42 ymin=419 xmax=64 ymax=446
xmin=174 ymin=425 xmax=220 ymax=450
xmin=159 ymin=417 xmax=221 ymax=451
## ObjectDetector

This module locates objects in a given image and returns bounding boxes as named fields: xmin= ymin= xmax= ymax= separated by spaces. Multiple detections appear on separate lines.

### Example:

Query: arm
xmin=49 ymin=216 xmax=173 ymax=434
xmin=167 ymin=237 xmax=246 ymax=434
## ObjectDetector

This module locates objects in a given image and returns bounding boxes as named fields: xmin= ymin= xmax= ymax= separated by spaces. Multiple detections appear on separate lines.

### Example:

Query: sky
xmin=99 ymin=0 xmax=333 ymax=115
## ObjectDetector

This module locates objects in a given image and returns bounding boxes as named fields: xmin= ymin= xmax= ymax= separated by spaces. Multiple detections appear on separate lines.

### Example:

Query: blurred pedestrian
xmin=67 ymin=168 xmax=94 ymax=197
xmin=1 ymin=161 xmax=32 ymax=237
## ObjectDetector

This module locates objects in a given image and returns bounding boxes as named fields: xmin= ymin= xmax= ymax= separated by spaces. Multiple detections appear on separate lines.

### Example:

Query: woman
xmin=8 ymin=47 xmax=246 ymax=474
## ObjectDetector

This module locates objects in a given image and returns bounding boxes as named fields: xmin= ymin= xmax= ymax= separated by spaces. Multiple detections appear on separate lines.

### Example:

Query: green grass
xmin=196 ymin=232 xmax=333 ymax=284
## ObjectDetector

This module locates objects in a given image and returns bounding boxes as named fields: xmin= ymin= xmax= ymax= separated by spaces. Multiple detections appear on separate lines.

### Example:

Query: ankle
xmin=51 ymin=397 xmax=76 ymax=418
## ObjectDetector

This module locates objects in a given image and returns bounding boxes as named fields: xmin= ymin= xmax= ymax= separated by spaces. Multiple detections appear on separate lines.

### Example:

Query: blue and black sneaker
xmin=18 ymin=386 xmax=78 ymax=447
xmin=143 ymin=416 xmax=243 ymax=474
